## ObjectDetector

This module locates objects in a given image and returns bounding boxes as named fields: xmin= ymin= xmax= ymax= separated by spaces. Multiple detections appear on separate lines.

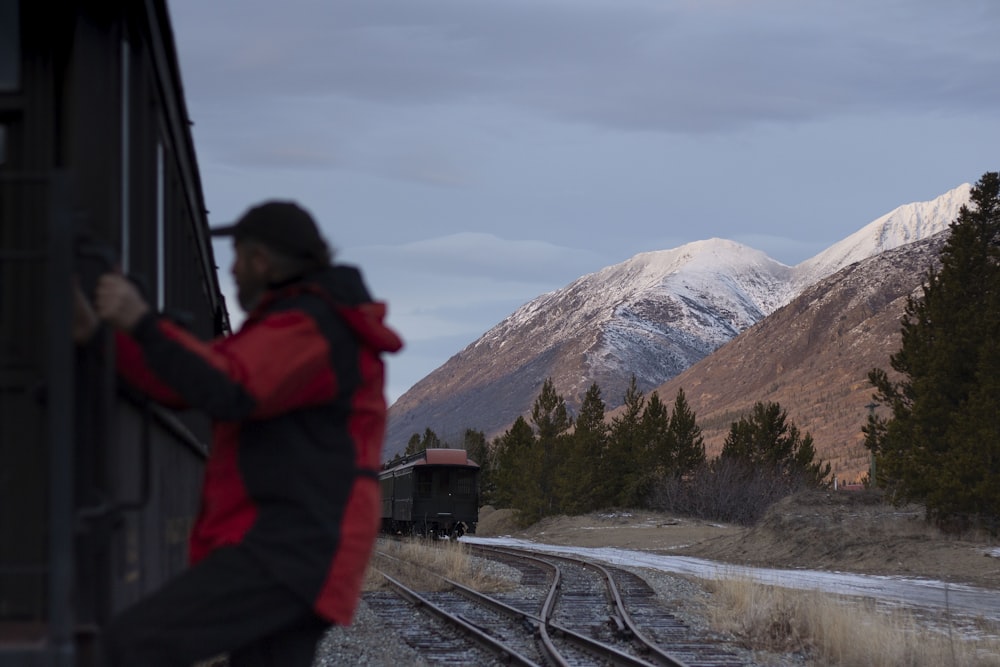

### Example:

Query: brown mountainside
xmin=642 ymin=232 xmax=946 ymax=484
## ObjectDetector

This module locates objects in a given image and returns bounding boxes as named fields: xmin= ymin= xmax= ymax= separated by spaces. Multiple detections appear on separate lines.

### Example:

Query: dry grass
xmin=365 ymin=537 xmax=517 ymax=593
xmin=704 ymin=575 xmax=1000 ymax=666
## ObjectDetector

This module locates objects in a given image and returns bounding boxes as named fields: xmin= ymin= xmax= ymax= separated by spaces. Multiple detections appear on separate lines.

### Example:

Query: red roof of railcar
xmin=381 ymin=448 xmax=480 ymax=475
xmin=423 ymin=448 xmax=474 ymax=465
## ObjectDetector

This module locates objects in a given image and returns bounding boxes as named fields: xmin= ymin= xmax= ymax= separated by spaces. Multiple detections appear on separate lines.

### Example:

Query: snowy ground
xmin=462 ymin=535 xmax=1000 ymax=624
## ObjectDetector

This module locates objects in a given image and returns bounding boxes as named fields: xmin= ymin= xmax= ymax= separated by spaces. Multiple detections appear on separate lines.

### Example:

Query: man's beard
xmin=236 ymin=277 xmax=267 ymax=313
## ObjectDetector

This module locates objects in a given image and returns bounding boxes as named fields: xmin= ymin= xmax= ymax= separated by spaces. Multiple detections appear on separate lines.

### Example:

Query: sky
xmin=166 ymin=0 xmax=1000 ymax=404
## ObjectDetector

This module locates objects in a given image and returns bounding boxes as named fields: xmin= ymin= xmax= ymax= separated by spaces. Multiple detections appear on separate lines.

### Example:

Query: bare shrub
xmin=649 ymin=458 xmax=808 ymax=525
xmin=705 ymin=575 xmax=1000 ymax=666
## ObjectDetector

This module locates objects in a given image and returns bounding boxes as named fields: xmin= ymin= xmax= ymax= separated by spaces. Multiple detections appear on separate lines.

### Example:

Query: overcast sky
xmin=167 ymin=0 xmax=999 ymax=403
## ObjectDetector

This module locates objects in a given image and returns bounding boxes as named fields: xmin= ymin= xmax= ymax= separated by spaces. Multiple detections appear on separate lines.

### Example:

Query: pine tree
xmin=405 ymin=427 xmax=442 ymax=456
xmin=421 ymin=428 xmax=443 ymax=450
xmin=791 ymin=433 xmax=833 ymax=489
xmin=608 ymin=376 xmax=646 ymax=507
xmin=491 ymin=416 xmax=536 ymax=514
xmin=868 ymin=171 xmax=1000 ymax=526
xmin=529 ymin=378 xmax=572 ymax=518
xmin=720 ymin=401 xmax=831 ymax=487
xmin=668 ymin=388 xmax=706 ymax=476
xmin=404 ymin=432 xmax=422 ymax=456
xmin=557 ymin=383 xmax=608 ymax=514
xmin=721 ymin=402 xmax=794 ymax=468
xmin=461 ymin=428 xmax=493 ymax=506
xmin=638 ymin=390 xmax=671 ymax=498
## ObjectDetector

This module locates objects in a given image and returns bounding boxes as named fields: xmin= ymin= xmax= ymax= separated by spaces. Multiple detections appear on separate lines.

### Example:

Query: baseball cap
xmin=210 ymin=200 xmax=331 ymax=264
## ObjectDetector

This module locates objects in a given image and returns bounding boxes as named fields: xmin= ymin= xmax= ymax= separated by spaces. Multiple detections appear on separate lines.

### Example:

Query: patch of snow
xmin=462 ymin=535 xmax=1000 ymax=623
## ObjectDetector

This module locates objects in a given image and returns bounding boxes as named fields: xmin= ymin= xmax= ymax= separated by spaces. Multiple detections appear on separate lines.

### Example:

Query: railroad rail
xmin=371 ymin=544 xmax=747 ymax=666
xmin=479 ymin=545 xmax=748 ymax=667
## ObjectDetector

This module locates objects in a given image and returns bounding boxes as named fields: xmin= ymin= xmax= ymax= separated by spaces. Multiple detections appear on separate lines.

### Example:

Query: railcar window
xmin=416 ymin=470 xmax=432 ymax=497
xmin=0 ymin=0 xmax=18 ymax=91
xmin=436 ymin=470 xmax=450 ymax=495
xmin=454 ymin=471 xmax=475 ymax=497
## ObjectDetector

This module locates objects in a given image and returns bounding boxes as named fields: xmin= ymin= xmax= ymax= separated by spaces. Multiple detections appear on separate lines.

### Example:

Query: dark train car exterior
xmin=0 ymin=1 xmax=227 ymax=665
xmin=379 ymin=449 xmax=480 ymax=538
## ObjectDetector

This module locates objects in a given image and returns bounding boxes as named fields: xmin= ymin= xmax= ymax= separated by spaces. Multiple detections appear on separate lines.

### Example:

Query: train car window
xmin=435 ymin=470 xmax=451 ymax=495
xmin=453 ymin=470 xmax=475 ymax=497
xmin=0 ymin=0 xmax=19 ymax=91
xmin=416 ymin=470 xmax=432 ymax=497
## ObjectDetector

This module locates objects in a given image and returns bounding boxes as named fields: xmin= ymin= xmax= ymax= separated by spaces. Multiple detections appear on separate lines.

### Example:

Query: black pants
xmin=102 ymin=546 xmax=329 ymax=667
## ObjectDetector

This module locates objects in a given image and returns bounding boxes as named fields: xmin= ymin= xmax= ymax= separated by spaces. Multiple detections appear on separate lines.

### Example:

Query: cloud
xmin=337 ymin=234 xmax=608 ymax=353
xmin=172 ymin=0 xmax=1000 ymax=136
xmin=175 ymin=0 xmax=1000 ymax=404
xmin=349 ymin=233 xmax=606 ymax=283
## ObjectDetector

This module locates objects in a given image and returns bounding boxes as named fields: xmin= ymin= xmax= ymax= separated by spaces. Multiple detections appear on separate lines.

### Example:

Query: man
xmin=82 ymin=201 xmax=402 ymax=666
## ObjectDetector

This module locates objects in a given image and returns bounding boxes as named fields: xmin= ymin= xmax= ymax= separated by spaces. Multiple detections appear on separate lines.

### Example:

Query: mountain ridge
xmin=643 ymin=231 xmax=948 ymax=482
xmin=385 ymin=183 xmax=972 ymax=467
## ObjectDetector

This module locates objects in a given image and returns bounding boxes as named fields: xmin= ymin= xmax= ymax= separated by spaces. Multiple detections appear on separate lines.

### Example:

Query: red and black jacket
xmin=114 ymin=265 xmax=403 ymax=624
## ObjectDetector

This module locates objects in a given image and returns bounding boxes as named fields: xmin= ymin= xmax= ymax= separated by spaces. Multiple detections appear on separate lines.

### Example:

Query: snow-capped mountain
xmin=648 ymin=230 xmax=950 ymax=483
xmin=791 ymin=183 xmax=971 ymax=293
xmin=473 ymin=238 xmax=792 ymax=402
xmin=385 ymin=184 xmax=971 ymax=459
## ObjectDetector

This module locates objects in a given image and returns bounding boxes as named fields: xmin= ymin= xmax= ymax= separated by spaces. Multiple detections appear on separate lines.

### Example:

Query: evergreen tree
xmin=867 ymin=171 xmax=1000 ymax=526
xmin=791 ymin=432 xmax=833 ymax=489
xmin=668 ymin=388 xmax=706 ymax=476
xmin=421 ymin=428 xmax=443 ymax=450
xmin=404 ymin=432 xmax=422 ymax=456
xmin=461 ymin=428 xmax=493 ymax=506
xmin=404 ymin=427 xmax=442 ymax=456
xmin=720 ymin=401 xmax=831 ymax=488
xmin=638 ymin=390 xmax=671 ymax=498
xmin=608 ymin=376 xmax=646 ymax=507
xmin=491 ymin=417 xmax=536 ymax=513
xmin=557 ymin=383 xmax=608 ymax=513
xmin=529 ymin=378 xmax=572 ymax=518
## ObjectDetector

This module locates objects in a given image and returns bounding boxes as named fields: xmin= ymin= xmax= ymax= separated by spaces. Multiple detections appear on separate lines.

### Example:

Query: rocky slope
xmin=386 ymin=184 xmax=970 ymax=462
xmin=644 ymin=232 xmax=947 ymax=482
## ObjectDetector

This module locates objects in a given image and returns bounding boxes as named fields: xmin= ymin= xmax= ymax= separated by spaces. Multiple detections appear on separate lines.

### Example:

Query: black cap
xmin=211 ymin=201 xmax=331 ymax=264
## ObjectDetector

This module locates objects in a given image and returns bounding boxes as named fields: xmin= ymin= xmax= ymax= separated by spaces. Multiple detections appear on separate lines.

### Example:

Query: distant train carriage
xmin=380 ymin=449 xmax=480 ymax=538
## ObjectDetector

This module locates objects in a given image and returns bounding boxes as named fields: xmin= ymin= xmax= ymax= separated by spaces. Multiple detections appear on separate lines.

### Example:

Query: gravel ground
xmin=315 ymin=599 xmax=432 ymax=667
xmin=315 ymin=556 xmax=811 ymax=667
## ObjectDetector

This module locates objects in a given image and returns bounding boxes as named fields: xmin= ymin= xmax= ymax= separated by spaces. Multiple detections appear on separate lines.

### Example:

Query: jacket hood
xmin=317 ymin=265 xmax=403 ymax=354
xmin=263 ymin=265 xmax=403 ymax=354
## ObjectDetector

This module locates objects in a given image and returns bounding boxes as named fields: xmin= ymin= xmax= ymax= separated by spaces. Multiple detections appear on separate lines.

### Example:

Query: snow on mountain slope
xmin=790 ymin=183 xmax=971 ymax=295
xmin=582 ymin=240 xmax=792 ymax=388
xmin=385 ymin=183 xmax=972 ymax=457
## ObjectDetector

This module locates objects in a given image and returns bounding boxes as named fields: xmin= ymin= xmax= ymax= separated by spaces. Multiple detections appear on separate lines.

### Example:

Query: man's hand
xmin=95 ymin=273 xmax=151 ymax=331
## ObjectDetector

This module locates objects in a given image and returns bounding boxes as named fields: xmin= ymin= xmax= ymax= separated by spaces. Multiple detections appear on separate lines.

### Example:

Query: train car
xmin=0 ymin=2 xmax=227 ymax=665
xmin=380 ymin=449 xmax=480 ymax=539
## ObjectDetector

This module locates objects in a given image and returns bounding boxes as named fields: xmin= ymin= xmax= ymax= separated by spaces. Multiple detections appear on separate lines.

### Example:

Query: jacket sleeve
xmin=119 ymin=310 xmax=337 ymax=421
xmin=115 ymin=330 xmax=189 ymax=408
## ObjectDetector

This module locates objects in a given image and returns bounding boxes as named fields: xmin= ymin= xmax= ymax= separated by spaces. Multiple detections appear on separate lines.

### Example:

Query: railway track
xmin=369 ymin=543 xmax=749 ymax=666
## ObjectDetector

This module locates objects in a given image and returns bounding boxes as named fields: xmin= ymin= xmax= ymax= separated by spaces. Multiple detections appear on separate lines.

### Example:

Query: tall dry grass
xmin=365 ymin=538 xmax=516 ymax=593
xmin=705 ymin=575 xmax=1000 ymax=666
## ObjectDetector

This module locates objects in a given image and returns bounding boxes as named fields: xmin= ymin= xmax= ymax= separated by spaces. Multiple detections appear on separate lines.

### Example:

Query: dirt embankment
xmin=476 ymin=491 xmax=1000 ymax=590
